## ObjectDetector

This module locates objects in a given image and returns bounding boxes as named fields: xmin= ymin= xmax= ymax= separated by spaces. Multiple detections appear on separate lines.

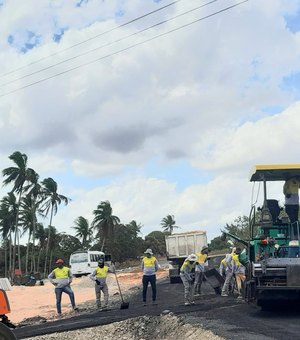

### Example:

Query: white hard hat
xmin=187 ymin=254 xmax=197 ymax=262
xmin=144 ymin=248 xmax=153 ymax=255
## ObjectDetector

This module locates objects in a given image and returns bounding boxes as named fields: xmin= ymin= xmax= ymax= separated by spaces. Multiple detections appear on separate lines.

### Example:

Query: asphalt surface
xmin=13 ymin=279 xmax=300 ymax=340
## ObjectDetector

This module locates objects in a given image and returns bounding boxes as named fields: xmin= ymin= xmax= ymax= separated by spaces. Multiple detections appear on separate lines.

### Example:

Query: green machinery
xmin=223 ymin=164 xmax=300 ymax=308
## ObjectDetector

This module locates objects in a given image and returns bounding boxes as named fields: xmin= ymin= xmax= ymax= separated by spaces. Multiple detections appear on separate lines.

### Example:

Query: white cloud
xmin=1 ymin=0 xmax=300 ymax=242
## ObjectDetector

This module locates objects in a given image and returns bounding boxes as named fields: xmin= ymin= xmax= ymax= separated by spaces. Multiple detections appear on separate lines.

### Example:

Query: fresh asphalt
xmin=13 ymin=278 xmax=300 ymax=340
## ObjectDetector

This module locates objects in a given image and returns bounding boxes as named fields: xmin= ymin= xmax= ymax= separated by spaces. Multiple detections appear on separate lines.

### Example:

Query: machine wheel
xmin=0 ymin=322 xmax=17 ymax=340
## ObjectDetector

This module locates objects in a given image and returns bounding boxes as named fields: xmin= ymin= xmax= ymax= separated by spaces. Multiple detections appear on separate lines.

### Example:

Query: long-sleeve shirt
xmin=90 ymin=264 xmax=114 ymax=286
xmin=180 ymin=260 xmax=195 ymax=282
xmin=142 ymin=256 xmax=159 ymax=276
xmin=231 ymin=254 xmax=245 ymax=274
xmin=48 ymin=266 xmax=73 ymax=288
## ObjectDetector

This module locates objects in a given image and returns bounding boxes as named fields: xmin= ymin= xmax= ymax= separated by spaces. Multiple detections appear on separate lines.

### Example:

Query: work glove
xmin=96 ymin=279 xmax=101 ymax=286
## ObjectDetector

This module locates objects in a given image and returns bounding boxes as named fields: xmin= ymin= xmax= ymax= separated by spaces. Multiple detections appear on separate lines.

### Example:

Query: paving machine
xmin=223 ymin=164 xmax=300 ymax=308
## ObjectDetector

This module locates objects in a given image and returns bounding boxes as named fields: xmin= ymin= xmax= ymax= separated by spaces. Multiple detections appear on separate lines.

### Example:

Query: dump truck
xmin=223 ymin=164 xmax=300 ymax=308
xmin=165 ymin=230 xmax=207 ymax=283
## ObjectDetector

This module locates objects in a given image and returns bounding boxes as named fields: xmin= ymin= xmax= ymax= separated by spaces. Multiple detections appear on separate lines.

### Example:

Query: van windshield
xmin=90 ymin=254 xmax=104 ymax=262
xmin=70 ymin=253 xmax=88 ymax=263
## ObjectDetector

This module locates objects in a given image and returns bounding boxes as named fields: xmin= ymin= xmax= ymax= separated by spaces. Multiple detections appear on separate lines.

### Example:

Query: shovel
xmin=114 ymin=268 xmax=129 ymax=309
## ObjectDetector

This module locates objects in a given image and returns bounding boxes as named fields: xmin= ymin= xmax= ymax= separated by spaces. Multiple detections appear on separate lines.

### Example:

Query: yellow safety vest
xmin=232 ymin=254 xmax=241 ymax=266
xmin=143 ymin=257 xmax=157 ymax=267
xmin=96 ymin=266 xmax=109 ymax=278
xmin=221 ymin=258 xmax=227 ymax=267
xmin=53 ymin=266 xmax=69 ymax=279
xmin=181 ymin=260 xmax=195 ymax=271
xmin=196 ymin=253 xmax=208 ymax=264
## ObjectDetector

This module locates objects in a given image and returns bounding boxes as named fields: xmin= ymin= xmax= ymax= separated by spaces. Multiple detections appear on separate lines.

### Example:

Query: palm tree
xmin=92 ymin=200 xmax=120 ymax=251
xmin=160 ymin=214 xmax=179 ymax=234
xmin=19 ymin=195 xmax=37 ymax=273
xmin=73 ymin=216 xmax=93 ymax=249
xmin=40 ymin=177 xmax=71 ymax=277
xmin=35 ymin=223 xmax=46 ymax=272
xmin=23 ymin=169 xmax=42 ymax=272
xmin=0 ymin=193 xmax=18 ymax=278
xmin=126 ymin=220 xmax=142 ymax=238
xmin=2 ymin=151 xmax=35 ymax=277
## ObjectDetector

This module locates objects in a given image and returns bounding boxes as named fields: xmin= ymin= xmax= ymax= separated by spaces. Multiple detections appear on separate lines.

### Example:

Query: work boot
xmin=221 ymin=292 xmax=228 ymax=297
xmin=143 ymin=301 xmax=147 ymax=307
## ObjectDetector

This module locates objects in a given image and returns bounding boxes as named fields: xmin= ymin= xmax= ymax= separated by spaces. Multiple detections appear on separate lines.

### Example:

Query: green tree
xmin=104 ymin=223 xmax=145 ymax=263
xmin=19 ymin=195 xmax=35 ymax=273
xmin=0 ymin=193 xmax=18 ymax=277
xmin=92 ymin=200 xmax=120 ymax=251
xmin=72 ymin=216 xmax=93 ymax=249
xmin=160 ymin=214 xmax=179 ymax=234
xmin=145 ymin=230 xmax=168 ymax=256
xmin=23 ymin=169 xmax=42 ymax=272
xmin=35 ymin=223 xmax=46 ymax=272
xmin=2 ymin=151 xmax=35 ymax=277
xmin=40 ymin=177 xmax=71 ymax=277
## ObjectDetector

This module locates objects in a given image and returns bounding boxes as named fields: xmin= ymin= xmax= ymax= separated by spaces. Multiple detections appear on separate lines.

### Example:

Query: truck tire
xmin=0 ymin=322 xmax=17 ymax=340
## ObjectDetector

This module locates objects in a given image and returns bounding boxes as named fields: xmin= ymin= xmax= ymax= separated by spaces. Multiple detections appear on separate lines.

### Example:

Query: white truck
xmin=165 ymin=230 xmax=207 ymax=283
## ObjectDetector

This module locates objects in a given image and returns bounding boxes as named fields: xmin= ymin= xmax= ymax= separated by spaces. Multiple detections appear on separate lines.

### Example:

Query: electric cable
xmin=0 ymin=0 xmax=218 ymax=88
xmin=0 ymin=0 xmax=249 ymax=98
xmin=0 ymin=0 xmax=187 ymax=78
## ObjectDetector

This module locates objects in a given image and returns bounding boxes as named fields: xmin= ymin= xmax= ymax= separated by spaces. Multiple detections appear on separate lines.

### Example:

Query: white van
xmin=69 ymin=250 xmax=111 ymax=277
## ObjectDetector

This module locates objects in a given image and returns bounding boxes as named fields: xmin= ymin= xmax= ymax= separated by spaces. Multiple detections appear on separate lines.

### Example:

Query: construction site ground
xmin=11 ymin=268 xmax=300 ymax=340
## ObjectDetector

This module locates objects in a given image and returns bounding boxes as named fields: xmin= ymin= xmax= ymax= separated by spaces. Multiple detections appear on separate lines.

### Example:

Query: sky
xmin=1 ymin=0 xmax=300 ymax=242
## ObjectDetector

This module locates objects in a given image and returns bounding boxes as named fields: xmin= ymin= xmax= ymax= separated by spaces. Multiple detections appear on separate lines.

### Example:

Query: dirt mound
xmin=26 ymin=314 xmax=222 ymax=340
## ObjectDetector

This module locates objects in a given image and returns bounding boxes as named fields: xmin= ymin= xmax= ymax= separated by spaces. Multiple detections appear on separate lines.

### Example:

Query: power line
xmin=0 ymin=0 xmax=249 ymax=99
xmin=0 ymin=0 xmax=218 ymax=88
xmin=0 ymin=0 xmax=186 ymax=78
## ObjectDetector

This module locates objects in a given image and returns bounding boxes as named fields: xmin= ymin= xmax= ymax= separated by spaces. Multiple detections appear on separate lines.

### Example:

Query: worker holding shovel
xmin=90 ymin=258 xmax=114 ymax=310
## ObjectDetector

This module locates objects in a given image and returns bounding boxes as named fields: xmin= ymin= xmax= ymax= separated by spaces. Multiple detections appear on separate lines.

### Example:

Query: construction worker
xmin=142 ymin=248 xmax=159 ymax=306
xmin=194 ymin=246 xmax=209 ymax=296
xmin=221 ymin=251 xmax=235 ymax=297
xmin=232 ymin=247 xmax=246 ymax=299
xmin=219 ymin=255 xmax=227 ymax=277
xmin=48 ymin=259 xmax=78 ymax=316
xmin=90 ymin=258 xmax=114 ymax=310
xmin=180 ymin=254 xmax=197 ymax=305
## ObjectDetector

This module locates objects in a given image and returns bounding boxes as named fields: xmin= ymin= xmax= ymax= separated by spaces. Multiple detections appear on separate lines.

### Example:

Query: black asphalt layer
xmin=13 ymin=279 xmax=300 ymax=340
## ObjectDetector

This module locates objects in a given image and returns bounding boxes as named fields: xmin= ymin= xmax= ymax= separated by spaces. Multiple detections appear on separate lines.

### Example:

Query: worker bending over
xmin=231 ymin=248 xmax=245 ymax=299
xmin=194 ymin=246 xmax=209 ymax=296
xmin=221 ymin=250 xmax=235 ymax=297
xmin=180 ymin=254 xmax=197 ymax=305
xmin=90 ymin=258 xmax=114 ymax=310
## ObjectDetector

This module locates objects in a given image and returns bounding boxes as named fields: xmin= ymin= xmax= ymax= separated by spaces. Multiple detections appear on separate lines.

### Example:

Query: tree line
xmin=0 ymin=151 xmax=181 ymax=280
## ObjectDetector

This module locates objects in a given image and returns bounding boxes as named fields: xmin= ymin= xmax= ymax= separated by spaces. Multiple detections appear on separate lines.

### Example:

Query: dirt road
xmin=13 ymin=277 xmax=300 ymax=340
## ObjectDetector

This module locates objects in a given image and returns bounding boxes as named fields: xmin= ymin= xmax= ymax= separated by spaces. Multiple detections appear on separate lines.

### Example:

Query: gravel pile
xmin=25 ymin=313 xmax=223 ymax=340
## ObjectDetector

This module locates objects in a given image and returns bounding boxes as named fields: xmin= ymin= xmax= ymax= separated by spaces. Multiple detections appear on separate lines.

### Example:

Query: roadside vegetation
xmin=0 ymin=151 xmax=257 ymax=281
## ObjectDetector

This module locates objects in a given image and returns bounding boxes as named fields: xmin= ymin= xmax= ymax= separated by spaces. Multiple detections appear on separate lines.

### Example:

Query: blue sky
xmin=1 ymin=0 xmax=300 ymax=243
